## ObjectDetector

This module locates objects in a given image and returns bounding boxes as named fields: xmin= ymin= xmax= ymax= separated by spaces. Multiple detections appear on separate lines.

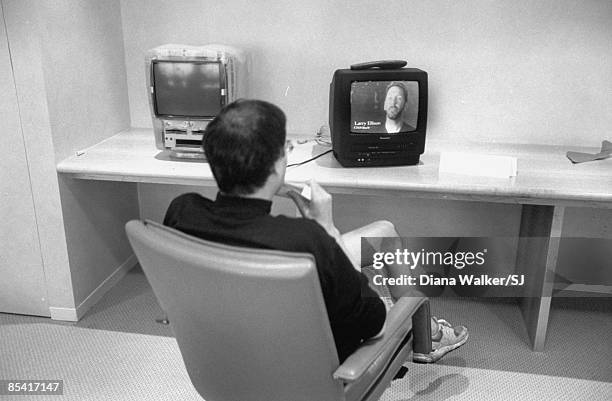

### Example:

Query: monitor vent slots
xmin=165 ymin=129 xmax=187 ymax=135
xmin=175 ymin=139 xmax=203 ymax=148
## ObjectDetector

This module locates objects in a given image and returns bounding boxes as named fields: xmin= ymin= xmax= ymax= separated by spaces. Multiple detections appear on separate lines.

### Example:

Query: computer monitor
xmin=146 ymin=44 xmax=248 ymax=159
xmin=329 ymin=64 xmax=428 ymax=166
xmin=152 ymin=60 xmax=223 ymax=119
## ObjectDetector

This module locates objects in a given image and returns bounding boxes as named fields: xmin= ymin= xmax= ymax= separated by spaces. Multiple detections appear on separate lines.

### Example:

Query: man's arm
xmin=289 ymin=179 xmax=386 ymax=340
xmin=287 ymin=179 xmax=361 ymax=271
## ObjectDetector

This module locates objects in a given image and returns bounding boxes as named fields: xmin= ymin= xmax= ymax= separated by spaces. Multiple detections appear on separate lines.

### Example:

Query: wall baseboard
xmin=553 ymin=283 xmax=612 ymax=296
xmin=48 ymin=306 xmax=78 ymax=321
xmin=49 ymin=254 xmax=138 ymax=321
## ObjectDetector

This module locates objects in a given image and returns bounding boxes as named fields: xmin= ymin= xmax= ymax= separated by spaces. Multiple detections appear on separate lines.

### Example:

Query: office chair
xmin=126 ymin=219 xmax=431 ymax=401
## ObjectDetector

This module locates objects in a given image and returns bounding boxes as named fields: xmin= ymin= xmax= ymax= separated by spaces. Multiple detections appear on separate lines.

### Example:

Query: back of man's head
xmin=203 ymin=99 xmax=286 ymax=195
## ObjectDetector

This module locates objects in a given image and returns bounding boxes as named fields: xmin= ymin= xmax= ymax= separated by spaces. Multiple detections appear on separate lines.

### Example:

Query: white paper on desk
xmin=439 ymin=152 xmax=517 ymax=178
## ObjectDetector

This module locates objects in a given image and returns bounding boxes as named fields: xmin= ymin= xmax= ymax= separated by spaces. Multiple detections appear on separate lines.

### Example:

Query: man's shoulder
xmin=168 ymin=192 xmax=210 ymax=208
xmin=164 ymin=192 xmax=212 ymax=226
xmin=173 ymin=192 xmax=207 ymax=202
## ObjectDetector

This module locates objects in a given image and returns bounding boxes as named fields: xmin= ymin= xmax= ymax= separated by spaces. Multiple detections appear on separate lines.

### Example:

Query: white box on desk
xmin=439 ymin=152 xmax=518 ymax=178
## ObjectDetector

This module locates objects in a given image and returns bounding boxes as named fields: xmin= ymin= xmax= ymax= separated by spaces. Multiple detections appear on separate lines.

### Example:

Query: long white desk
xmin=58 ymin=128 xmax=612 ymax=350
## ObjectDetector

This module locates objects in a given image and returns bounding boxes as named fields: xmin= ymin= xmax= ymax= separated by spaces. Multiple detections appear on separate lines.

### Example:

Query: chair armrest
xmin=333 ymin=296 xmax=427 ymax=382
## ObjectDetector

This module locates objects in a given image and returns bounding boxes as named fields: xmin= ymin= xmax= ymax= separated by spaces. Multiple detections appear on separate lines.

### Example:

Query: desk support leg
xmin=516 ymin=205 xmax=565 ymax=351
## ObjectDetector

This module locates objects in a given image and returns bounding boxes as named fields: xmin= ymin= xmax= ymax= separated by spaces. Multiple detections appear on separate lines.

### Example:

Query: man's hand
xmin=288 ymin=179 xmax=339 ymax=237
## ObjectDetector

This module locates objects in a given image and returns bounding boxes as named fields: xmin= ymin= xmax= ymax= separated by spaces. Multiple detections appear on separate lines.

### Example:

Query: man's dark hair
xmin=385 ymin=81 xmax=408 ymax=103
xmin=203 ymin=99 xmax=286 ymax=195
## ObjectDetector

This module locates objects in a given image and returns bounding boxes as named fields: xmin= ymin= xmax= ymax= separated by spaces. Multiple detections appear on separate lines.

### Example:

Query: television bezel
xmin=329 ymin=68 xmax=428 ymax=166
xmin=150 ymin=59 xmax=226 ymax=120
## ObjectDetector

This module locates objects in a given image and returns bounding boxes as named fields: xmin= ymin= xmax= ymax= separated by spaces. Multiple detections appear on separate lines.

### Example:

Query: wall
xmin=34 ymin=0 xmax=139 ymax=311
xmin=40 ymin=1 xmax=131 ymax=163
xmin=0 ymin=2 xmax=48 ymax=316
xmin=4 ymin=1 xmax=607 ymax=317
xmin=121 ymin=0 xmax=612 ymax=147
xmin=121 ymin=0 xmax=612 ymax=286
xmin=3 ymin=0 xmax=76 ymax=316
xmin=3 ymin=0 xmax=138 ymax=319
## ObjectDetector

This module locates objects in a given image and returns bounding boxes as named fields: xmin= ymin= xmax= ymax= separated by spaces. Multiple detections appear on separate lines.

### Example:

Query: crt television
xmin=146 ymin=44 xmax=248 ymax=159
xmin=329 ymin=61 xmax=427 ymax=167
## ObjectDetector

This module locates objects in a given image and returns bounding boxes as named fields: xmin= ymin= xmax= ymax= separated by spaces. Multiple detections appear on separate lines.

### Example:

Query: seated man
xmin=163 ymin=99 xmax=468 ymax=363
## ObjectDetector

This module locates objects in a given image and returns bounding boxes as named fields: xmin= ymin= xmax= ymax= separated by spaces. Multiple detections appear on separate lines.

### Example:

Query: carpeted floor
xmin=1 ymin=266 xmax=611 ymax=400
xmin=0 ymin=324 xmax=202 ymax=401
xmin=1 ymin=323 xmax=610 ymax=401
xmin=381 ymin=363 xmax=612 ymax=401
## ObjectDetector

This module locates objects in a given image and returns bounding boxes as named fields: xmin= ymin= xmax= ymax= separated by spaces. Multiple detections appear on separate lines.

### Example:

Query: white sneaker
xmin=413 ymin=318 xmax=469 ymax=363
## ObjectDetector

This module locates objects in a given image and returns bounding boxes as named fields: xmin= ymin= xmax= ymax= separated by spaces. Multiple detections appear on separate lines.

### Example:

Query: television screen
xmin=350 ymin=80 xmax=419 ymax=134
xmin=153 ymin=61 xmax=222 ymax=118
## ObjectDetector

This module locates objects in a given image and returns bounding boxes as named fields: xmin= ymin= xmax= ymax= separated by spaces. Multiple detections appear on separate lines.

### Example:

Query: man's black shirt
xmin=163 ymin=192 xmax=386 ymax=362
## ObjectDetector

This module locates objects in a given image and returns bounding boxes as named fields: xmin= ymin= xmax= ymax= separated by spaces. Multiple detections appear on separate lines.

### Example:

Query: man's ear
xmin=273 ymin=153 xmax=287 ymax=176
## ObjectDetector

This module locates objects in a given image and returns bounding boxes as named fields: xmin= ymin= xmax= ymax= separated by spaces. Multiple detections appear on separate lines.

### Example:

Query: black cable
xmin=287 ymin=149 xmax=333 ymax=167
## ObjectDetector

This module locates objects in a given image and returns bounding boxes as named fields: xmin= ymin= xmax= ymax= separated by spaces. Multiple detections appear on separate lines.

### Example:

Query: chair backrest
xmin=126 ymin=220 xmax=345 ymax=401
